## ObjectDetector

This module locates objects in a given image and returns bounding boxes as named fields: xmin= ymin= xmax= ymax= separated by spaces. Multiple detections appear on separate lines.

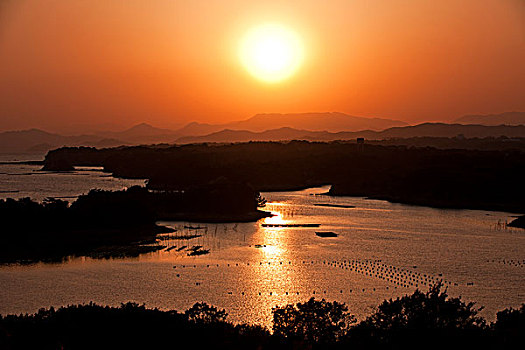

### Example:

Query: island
xmin=42 ymin=141 xmax=525 ymax=214
xmin=0 ymin=182 xmax=271 ymax=264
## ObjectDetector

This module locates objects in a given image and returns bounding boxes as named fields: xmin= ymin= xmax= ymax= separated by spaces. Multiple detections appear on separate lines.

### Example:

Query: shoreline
xmin=158 ymin=210 xmax=273 ymax=223
xmin=0 ymin=224 xmax=173 ymax=265
xmin=327 ymin=192 xmax=525 ymax=215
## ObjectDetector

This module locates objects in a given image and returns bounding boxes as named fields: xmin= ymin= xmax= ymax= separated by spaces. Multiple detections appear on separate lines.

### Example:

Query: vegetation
xmin=346 ymin=283 xmax=488 ymax=349
xmin=1 ymin=285 xmax=524 ymax=349
xmin=0 ymin=184 xmax=269 ymax=263
xmin=44 ymin=141 xmax=525 ymax=213
xmin=272 ymin=297 xmax=355 ymax=344
xmin=0 ymin=190 xmax=164 ymax=264
xmin=0 ymin=302 xmax=270 ymax=350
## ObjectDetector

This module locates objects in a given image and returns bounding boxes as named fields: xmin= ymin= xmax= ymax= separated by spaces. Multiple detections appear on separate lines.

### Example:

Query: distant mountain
xmin=4 ymin=113 xmax=524 ymax=154
xmin=0 ymin=123 xmax=181 ymax=154
xmin=0 ymin=129 xmax=130 ymax=155
xmin=174 ymin=112 xmax=407 ymax=136
xmin=0 ymin=113 xmax=409 ymax=154
xmin=97 ymin=123 xmax=181 ymax=143
xmin=176 ymin=127 xmax=328 ymax=144
xmin=173 ymin=122 xmax=226 ymax=137
xmin=223 ymin=112 xmax=407 ymax=132
xmin=455 ymin=112 xmax=525 ymax=126
xmin=176 ymin=123 xmax=525 ymax=144
xmin=330 ymin=123 xmax=525 ymax=140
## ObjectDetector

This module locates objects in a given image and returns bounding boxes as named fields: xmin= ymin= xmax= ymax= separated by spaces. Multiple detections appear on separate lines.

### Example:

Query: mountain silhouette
xmin=176 ymin=127 xmax=327 ymax=143
xmin=174 ymin=112 xmax=407 ymax=136
xmin=0 ymin=129 xmax=127 ymax=154
xmin=2 ymin=112 xmax=524 ymax=154
xmin=455 ymin=111 xmax=525 ymax=126
xmin=222 ymin=112 xmax=407 ymax=132
xmin=176 ymin=123 xmax=525 ymax=144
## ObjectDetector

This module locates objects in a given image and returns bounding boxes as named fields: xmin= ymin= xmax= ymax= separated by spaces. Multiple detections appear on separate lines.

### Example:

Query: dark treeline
xmin=0 ymin=188 xmax=163 ymax=263
xmin=44 ymin=141 xmax=525 ymax=213
xmin=0 ymin=184 xmax=268 ymax=263
xmin=1 ymin=284 xmax=524 ymax=349
xmin=365 ymin=136 xmax=525 ymax=152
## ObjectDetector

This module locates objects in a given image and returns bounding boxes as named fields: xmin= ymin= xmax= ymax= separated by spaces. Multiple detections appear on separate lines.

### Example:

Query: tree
xmin=347 ymin=283 xmax=487 ymax=348
xmin=272 ymin=298 xmax=355 ymax=344
xmin=184 ymin=302 xmax=228 ymax=324
xmin=358 ymin=282 xmax=485 ymax=331
xmin=494 ymin=304 xmax=525 ymax=331
xmin=493 ymin=304 xmax=525 ymax=347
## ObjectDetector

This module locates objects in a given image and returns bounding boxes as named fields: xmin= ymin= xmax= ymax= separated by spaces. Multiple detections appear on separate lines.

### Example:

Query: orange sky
xmin=1 ymin=0 xmax=524 ymax=133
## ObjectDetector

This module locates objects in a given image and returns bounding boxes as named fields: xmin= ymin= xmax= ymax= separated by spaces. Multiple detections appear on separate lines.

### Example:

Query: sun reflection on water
xmin=235 ymin=201 xmax=314 ymax=324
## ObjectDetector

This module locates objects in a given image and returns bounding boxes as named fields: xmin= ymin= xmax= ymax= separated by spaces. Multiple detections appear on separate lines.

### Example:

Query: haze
xmin=1 ymin=0 xmax=524 ymax=133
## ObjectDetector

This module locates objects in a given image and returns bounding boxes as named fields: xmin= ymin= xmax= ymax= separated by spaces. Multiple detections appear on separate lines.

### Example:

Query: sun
xmin=239 ymin=24 xmax=304 ymax=83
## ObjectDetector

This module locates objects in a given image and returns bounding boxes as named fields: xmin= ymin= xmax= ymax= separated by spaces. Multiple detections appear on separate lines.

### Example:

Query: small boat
xmin=315 ymin=231 xmax=338 ymax=238
xmin=171 ymin=234 xmax=202 ymax=240
xmin=187 ymin=248 xmax=210 ymax=256
xmin=254 ymin=244 xmax=267 ymax=248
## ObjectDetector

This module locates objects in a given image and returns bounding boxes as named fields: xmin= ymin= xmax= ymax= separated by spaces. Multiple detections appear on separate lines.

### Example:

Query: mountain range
xmin=455 ymin=111 xmax=525 ymax=126
xmin=1 ymin=112 xmax=523 ymax=154
xmin=176 ymin=123 xmax=525 ymax=144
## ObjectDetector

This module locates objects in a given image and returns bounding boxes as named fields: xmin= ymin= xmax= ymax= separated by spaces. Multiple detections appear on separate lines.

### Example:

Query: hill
xmin=172 ymin=112 xmax=407 ymax=137
xmin=455 ymin=112 xmax=525 ymax=126
xmin=0 ymin=113 xmax=407 ymax=154
xmin=176 ymin=123 xmax=525 ymax=144
xmin=222 ymin=112 xmax=407 ymax=132
xmin=0 ymin=129 xmax=128 ymax=154
xmin=176 ymin=127 xmax=327 ymax=143
xmin=98 ymin=123 xmax=181 ymax=143
xmin=3 ymin=114 xmax=524 ymax=154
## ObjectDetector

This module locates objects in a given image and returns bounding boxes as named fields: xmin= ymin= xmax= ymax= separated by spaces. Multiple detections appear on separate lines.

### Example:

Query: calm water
xmin=0 ymin=161 xmax=524 ymax=327
xmin=0 ymin=156 xmax=145 ymax=201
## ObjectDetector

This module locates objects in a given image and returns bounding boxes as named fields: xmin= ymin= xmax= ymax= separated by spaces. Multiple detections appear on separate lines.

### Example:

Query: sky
xmin=0 ymin=0 xmax=524 ymax=133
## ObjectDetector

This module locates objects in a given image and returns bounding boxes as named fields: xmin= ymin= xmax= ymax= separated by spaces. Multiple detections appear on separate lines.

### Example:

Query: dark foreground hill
xmin=43 ymin=141 xmax=525 ymax=214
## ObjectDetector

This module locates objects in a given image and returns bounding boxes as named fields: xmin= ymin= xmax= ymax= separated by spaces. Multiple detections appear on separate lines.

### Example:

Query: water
xmin=0 ymin=162 xmax=523 ymax=328
xmin=0 ymin=156 xmax=146 ymax=201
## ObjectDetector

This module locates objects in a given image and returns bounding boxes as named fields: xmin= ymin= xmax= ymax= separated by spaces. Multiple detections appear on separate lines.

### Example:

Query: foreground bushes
xmin=1 ymin=284 xmax=524 ymax=349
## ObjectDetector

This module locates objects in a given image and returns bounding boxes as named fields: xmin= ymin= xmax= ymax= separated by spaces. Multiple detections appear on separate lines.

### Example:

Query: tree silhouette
xmin=272 ymin=297 xmax=355 ymax=344
xmin=493 ymin=303 xmax=525 ymax=347
xmin=347 ymin=283 xmax=487 ymax=348
xmin=185 ymin=302 xmax=228 ymax=324
xmin=358 ymin=282 xmax=485 ymax=330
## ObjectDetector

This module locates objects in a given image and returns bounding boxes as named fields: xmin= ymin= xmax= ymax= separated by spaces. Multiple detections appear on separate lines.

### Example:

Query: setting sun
xmin=239 ymin=24 xmax=304 ymax=83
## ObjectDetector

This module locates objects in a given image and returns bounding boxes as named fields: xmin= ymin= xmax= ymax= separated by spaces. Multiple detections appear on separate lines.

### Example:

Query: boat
xmin=187 ymin=248 xmax=210 ymax=256
xmin=315 ymin=231 xmax=338 ymax=237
